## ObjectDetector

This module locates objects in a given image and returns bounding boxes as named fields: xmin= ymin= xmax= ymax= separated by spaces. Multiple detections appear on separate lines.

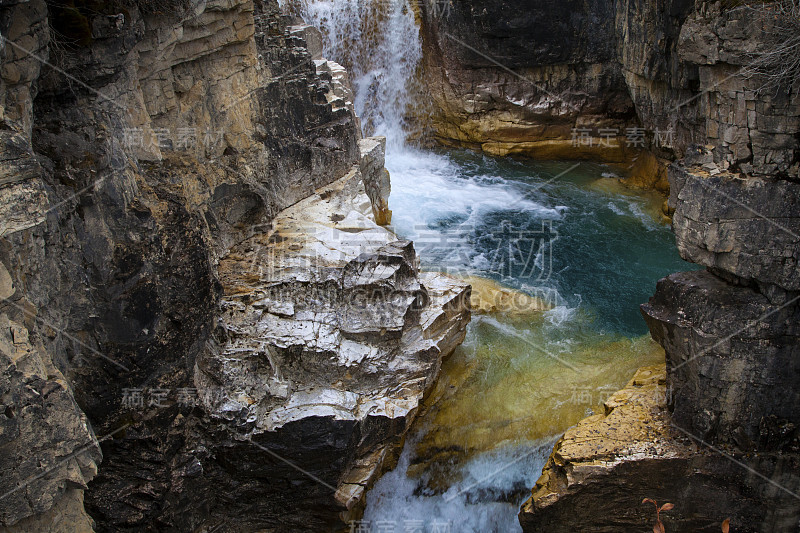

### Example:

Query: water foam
xmin=386 ymin=148 xmax=561 ymax=250
xmin=286 ymin=0 xmax=422 ymax=149
xmin=277 ymin=1 xmax=688 ymax=528
xmin=362 ymin=434 xmax=555 ymax=533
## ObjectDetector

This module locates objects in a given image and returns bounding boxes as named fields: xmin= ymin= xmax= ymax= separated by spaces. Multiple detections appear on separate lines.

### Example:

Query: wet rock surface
xmin=0 ymin=0 xmax=470 ymax=530
xmin=421 ymin=0 xmax=799 ymax=189
xmin=519 ymin=365 xmax=800 ymax=532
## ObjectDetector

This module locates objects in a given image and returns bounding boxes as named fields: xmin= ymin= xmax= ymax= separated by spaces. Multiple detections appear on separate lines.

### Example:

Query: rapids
xmin=281 ymin=1 xmax=696 ymax=529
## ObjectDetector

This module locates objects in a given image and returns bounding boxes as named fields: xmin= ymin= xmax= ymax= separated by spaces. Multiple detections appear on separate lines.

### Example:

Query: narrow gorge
xmin=0 ymin=0 xmax=797 ymax=531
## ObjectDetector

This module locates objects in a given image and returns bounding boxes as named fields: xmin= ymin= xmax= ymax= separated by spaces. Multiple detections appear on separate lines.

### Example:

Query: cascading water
xmin=280 ymin=1 xmax=696 ymax=530
xmin=282 ymin=0 xmax=424 ymax=150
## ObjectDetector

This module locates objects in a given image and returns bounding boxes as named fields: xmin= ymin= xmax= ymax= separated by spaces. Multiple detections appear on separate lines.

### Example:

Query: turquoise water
xmin=388 ymin=148 xmax=693 ymax=336
xmin=357 ymin=147 xmax=697 ymax=532
xmin=283 ymin=0 xmax=697 ymax=528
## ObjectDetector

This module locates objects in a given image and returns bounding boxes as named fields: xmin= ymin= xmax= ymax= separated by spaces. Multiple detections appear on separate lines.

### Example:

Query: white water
xmin=280 ymin=2 xmax=686 ymax=531
xmin=282 ymin=2 xmax=574 ymax=530
xmin=362 ymin=435 xmax=556 ymax=533
xmin=285 ymin=0 xmax=423 ymax=150
xmin=385 ymin=147 xmax=566 ymax=280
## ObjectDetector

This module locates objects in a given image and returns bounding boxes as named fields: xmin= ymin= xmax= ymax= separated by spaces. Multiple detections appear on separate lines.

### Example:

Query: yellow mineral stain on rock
xmin=522 ymin=363 xmax=684 ymax=519
xmin=407 ymin=324 xmax=666 ymax=487
xmin=589 ymin=176 xmax=671 ymax=224
xmin=480 ymin=139 xmax=634 ymax=163
xmin=622 ymin=151 xmax=671 ymax=195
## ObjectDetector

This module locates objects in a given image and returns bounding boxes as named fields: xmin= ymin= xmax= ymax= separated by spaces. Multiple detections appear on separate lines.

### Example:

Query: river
xmin=281 ymin=0 xmax=695 ymax=530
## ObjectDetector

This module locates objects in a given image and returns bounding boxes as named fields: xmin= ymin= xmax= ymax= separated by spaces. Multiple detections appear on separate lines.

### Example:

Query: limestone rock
xmin=0 ymin=131 xmax=47 ymax=236
xmin=289 ymin=23 xmax=323 ymax=60
xmin=0 ymin=315 xmax=100 ymax=528
xmin=0 ymin=0 xmax=394 ymax=530
xmin=359 ymin=137 xmax=392 ymax=225
xmin=0 ymin=262 xmax=13 ymax=301
xmin=459 ymin=275 xmax=550 ymax=316
xmin=0 ymin=488 xmax=95 ymax=533
xmin=422 ymin=0 xmax=799 ymax=187
xmin=519 ymin=364 xmax=800 ymax=532
xmin=419 ymin=0 xmax=636 ymax=163
xmin=669 ymin=159 xmax=800 ymax=292
xmin=197 ymin=159 xmax=470 ymax=523
xmin=642 ymin=270 xmax=800 ymax=448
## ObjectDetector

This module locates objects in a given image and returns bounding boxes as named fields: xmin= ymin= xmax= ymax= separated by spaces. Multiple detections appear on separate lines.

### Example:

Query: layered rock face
xmin=197 ymin=155 xmax=469 ymax=526
xmin=0 ymin=0 xmax=469 ymax=531
xmin=419 ymin=0 xmax=638 ymax=161
xmin=420 ymin=0 xmax=799 ymax=192
xmin=643 ymin=155 xmax=800 ymax=451
xmin=620 ymin=0 xmax=800 ymax=178
xmin=518 ymin=1 xmax=800 ymax=531
xmin=520 ymin=365 xmax=800 ymax=532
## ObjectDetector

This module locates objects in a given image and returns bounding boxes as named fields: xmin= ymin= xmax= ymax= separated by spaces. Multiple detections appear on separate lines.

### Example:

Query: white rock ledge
xmin=195 ymin=138 xmax=471 ymax=515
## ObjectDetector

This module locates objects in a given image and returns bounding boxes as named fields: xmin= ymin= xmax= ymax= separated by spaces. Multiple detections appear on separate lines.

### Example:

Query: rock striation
xmin=520 ymin=365 xmax=800 ymax=532
xmin=420 ymin=0 xmax=799 ymax=193
xmin=0 ymin=0 xmax=469 ymax=531
xmin=198 ymin=148 xmax=469 ymax=524
xmin=419 ymin=0 xmax=637 ymax=162
xmin=518 ymin=1 xmax=800 ymax=531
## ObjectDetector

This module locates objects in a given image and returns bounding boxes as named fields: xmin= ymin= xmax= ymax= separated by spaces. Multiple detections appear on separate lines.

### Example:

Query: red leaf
xmin=660 ymin=503 xmax=675 ymax=512
xmin=722 ymin=518 xmax=730 ymax=533
xmin=643 ymin=498 xmax=655 ymax=505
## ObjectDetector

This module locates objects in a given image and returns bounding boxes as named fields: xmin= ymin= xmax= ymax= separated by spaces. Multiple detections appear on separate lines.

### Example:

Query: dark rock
xmin=669 ymin=160 xmax=800 ymax=292
xmin=0 ymin=0 xmax=457 ymax=530
xmin=519 ymin=365 xmax=800 ymax=532
xmin=642 ymin=269 xmax=800 ymax=449
xmin=419 ymin=0 xmax=637 ymax=160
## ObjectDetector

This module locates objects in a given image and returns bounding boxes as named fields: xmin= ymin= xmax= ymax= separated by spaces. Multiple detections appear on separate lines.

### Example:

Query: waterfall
xmin=282 ymin=0 xmax=424 ymax=150
xmin=274 ymin=4 xmax=692 ymax=532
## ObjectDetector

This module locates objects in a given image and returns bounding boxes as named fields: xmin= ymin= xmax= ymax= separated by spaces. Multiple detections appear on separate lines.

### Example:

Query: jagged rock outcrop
xmin=640 ymin=150 xmax=800 ymax=455
xmin=359 ymin=137 xmax=392 ymax=225
xmin=197 ymin=152 xmax=469 ymax=524
xmin=522 ymin=167 xmax=800 ymax=531
xmin=0 ymin=0 xmax=470 ymax=531
xmin=668 ymin=153 xmax=800 ymax=292
xmin=519 ymin=365 xmax=800 ymax=532
xmin=0 ymin=314 xmax=99 ymax=530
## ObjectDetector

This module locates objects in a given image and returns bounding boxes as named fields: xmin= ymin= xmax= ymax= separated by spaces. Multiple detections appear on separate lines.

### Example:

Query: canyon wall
xmin=0 ymin=0 xmax=468 ymax=531
xmin=419 ymin=0 xmax=638 ymax=162
xmin=518 ymin=0 xmax=800 ymax=531
xmin=420 ymin=0 xmax=798 ymax=192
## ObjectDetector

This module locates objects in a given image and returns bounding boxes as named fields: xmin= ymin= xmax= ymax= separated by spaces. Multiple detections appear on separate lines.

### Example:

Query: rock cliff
xmin=518 ymin=1 xmax=800 ymax=531
xmin=419 ymin=0 xmax=638 ymax=162
xmin=419 ymin=0 xmax=799 ymax=193
xmin=0 ymin=0 xmax=469 ymax=531
xmin=520 ymin=365 xmax=800 ymax=532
